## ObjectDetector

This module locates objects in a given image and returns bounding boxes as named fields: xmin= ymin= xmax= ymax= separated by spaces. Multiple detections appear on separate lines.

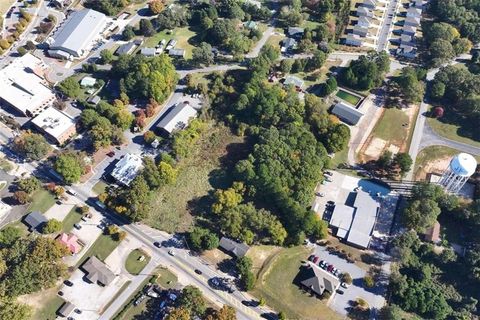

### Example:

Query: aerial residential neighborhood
xmin=0 ymin=0 xmax=479 ymax=319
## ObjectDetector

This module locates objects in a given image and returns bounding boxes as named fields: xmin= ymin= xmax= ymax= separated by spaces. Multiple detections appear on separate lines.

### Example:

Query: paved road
xmin=246 ymin=26 xmax=275 ymax=58
xmin=376 ymin=0 xmax=400 ymax=51
xmin=420 ymin=123 xmax=480 ymax=156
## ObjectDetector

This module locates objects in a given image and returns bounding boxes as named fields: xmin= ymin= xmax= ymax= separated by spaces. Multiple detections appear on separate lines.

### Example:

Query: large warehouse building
xmin=0 ymin=53 xmax=55 ymax=117
xmin=49 ymin=9 xmax=107 ymax=59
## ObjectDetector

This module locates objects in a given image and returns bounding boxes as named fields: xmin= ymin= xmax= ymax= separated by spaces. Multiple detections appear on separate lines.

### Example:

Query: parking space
xmin=312 ymin=246 xmax=387 ymax=316
xmin=60 ymin=268 xmax=129 ymax=319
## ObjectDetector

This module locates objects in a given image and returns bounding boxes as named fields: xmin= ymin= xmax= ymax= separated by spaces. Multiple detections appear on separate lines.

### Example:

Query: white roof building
xmin=111 ymin=154 xmax=143 ymax=186
xmin=332 ymin=102 xmax=364 ymax=125
xmin=0 ymin=53 xmax=55 ymax=117
xmin=49 ymin=9 xmax=107 ymax=58
xmin=31 ymin=107 xmax=77 ymax=144
xmin=157 ymin=102 xmax=198 ymax=135
xmin=80 ymin=76 xmax=96 ymax=87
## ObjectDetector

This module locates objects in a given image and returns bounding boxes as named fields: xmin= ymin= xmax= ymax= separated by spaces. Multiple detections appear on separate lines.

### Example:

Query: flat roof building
xmin=331 ymin=102 xmax=364 ymax=125
xmin=82 ymin=256 xmax=116 ymax=286
xmin=49 ymin=9 xmax=107 ymax=58
xmin=31 ymin=107 xmax=77 ymax=145
xmin=157 ymin=102 xmax=198 ymax=135
xmin=111 ymin=153 xmax=143 ymax=186
xmin=0 ymin=53 xmax=55 ymax=117
xmin=168 ymin=48 xmax=186 ymax=58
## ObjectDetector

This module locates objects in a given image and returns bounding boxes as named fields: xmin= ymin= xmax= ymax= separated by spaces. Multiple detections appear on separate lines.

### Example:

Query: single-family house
xmin=166 ymin=39 xmax=177 ymax=51
xmin=115 ymin=42 xmax=137 ymax=55
xmin=168 ymin=48 xmax=186 ymax=58
xmin=88 ymin=95 xmax=101 ymax=105
xmin=156 ymin=102 xmax=198 ymax=135
xmin=244 ymin=21 xmax=258 ymax=30
xmin=402 ymin=25 xmax=417 ymax=36
xmin=80 ymin=76 xmax=96 ymax=87
xmin=82 ymin=256 xmax=116 ymax=286
xmin=300 ymin=262 xmax=340 ymax=297
xmin=357 ymin=6 xmax=374 ymax=17
xmin=284 ymin=75 xmax=304 ymax=89
xmin=357 ymin=16 xmax=371 ymax=28
xmin=397 ymin=45 xmax=416 ymax=59
xmin=281 ymin=37 xmax=297 ymax=53
xmin=413 ymin=0 xmax=424 ymax=8
xmin=423 ymin=221 xmax=441 ymax=243
xmin=287 ymin=27 xmax=304 ymax=38
xmin=346 ymin=34 xmax=363 ymax=46
xmin=406 ymin=7 xmax=422 ymax=18
xmin=24 ymin=211 xmax=48 ymax=232
xmin=361 ymin=0 xmax=377 ymax=9
xmin=57 ymin=233 xmax=81 ymax=254
xmin=219 ymin=237 xmax=250 ymax=258
xmin=353 ymin=25 xmax=369 ymax=37
xmin=140 ymin=47 xmax=156 ymax=57
xmin=331 ymin=101 xmax=364 ymax=125
xmin=400 ymin=33 xmax=414 ymax=45
xmin=404 ymin=16 xmax=420 ymax=27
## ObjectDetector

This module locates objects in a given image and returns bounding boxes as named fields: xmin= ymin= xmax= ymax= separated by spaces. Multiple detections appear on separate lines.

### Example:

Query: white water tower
xmin=438 ymin=153 xmax=477 ymax=194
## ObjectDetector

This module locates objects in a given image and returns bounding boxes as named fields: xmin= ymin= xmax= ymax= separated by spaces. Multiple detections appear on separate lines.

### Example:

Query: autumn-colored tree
xmin=14 ymin=191 xmax=30 ymax=204
xmin=149 ymin=0 xmax=165 ymax=14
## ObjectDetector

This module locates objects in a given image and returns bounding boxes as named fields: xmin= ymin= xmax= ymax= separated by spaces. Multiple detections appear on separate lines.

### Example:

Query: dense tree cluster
xmin=423 ymin=22 xmax=471 ymax=66
xmin=0 ymin=236 xmax=68 ymax=297
xmin=83 ymin=0 xmax=130 ymax=16
xmin=112 ymin=54 xmax=177 ymax=103
xmin=54 ymin=152 xmax=86 ymax=184
xmin=236 ymin=256 xmax=255 ymax=290
xmin=394 ymin=67 xmax=425 ymax=104
xmin=430 ymin=0 xmax=480 ymax=43
xmin=57 ymin=76 xmax=82 ymax=98
xmin=12 ymin=131 xmax=51 ymax=161
xmin=340 ymin=51 xmax=390 ymax=91
xmin=302 ymin=0 xmax=351 ymax=38
xmin=188 ymin=227 xmax=220 ymax=252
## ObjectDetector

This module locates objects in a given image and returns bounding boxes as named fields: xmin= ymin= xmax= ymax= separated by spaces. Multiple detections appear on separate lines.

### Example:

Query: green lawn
xmin=62 ymin=206 xmax=82 ymax=232
xmin=0 ymin=220 xmax=29 ymax=236
xmin=143 ymin=27 xmax=197 ymax=59
xmin=336 ymin=89 xmax=362 ymax=105
xmin=370 ymin=107 xmax=409 ymax=144
xmin=75 ymin=234 xmax=121 ymax=268
xmin=427 ymin=115 xmax=480 ymax=148
xmin=92 ymin=180 xmax=108 ymax=195
xmin=125 ymin=249 xmax=151 ymax=275
xmin=33 ymin=294 xmax=64 ymax=320
xmin=145 ymin=124 xmax=245 ymax=232
xmin=0 ymin=158 xmax=13 ymax=172
xmin=329 ymin=147 xmax=349 ymax=169
xmin=27 ymin=189 xmax=56 ymax=213
xmin=251 ymin=246 xmax=341 ymax=320
xmin=156 ymin=267 xmax=178 ymax=289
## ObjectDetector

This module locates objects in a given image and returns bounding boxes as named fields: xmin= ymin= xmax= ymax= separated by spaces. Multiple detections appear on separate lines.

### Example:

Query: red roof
xmin=425 ymin=221 xmax=441 ymax=243
xmin=57 ymin=233 xmax=81 ymax=254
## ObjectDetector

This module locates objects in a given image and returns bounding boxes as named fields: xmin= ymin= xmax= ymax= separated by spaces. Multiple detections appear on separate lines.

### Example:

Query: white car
xmin=168 ymin=250 xmax=175 ymax=256
xmin=341 ymin=282 xmax=350 ymax=289
xmin=67 ymin=189 xmax=77 ymax=196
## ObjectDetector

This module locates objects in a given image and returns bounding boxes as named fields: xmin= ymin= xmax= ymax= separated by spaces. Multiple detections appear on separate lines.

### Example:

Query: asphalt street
xmin=376 ymin=0 xmax=400 ymax=51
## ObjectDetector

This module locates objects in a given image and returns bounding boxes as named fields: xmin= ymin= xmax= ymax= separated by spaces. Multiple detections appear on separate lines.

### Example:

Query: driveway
xmin=313 ymin=247 xmax=387 ymax=316
xmin=104 ymin=234 xmax=149 ymax=276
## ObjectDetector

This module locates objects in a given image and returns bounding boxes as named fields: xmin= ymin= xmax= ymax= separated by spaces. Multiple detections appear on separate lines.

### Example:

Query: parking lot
xmin=312 ymin=246 xmax=388 ymax=316
xmin=60 ymin=268 xmax=129 ymax=320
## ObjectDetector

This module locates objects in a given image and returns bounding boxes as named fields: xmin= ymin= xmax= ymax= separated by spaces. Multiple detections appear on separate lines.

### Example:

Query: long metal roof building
xmin=50 ymin=9 xmax=107 ymax=58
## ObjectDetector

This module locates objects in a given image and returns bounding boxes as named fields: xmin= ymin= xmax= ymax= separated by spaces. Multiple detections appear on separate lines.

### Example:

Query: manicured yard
xmin=336 ymin=89 xmax=362 ymax=106
xmin=251 ymin=246 xmax=341 ymax=320
xmin=329 ymin=147 xmax=349 ymax=169
xmin=75 ymin=234 xmax=121 ymax=268
xmin=33 ymin=293 xmax=64 ymax=320
xmin=427 ymin=115 xmax=480 ymax=148
xmin=145 ymin=124 xmax=245 ymax=232
xmin=0 ymin=158 xmax=13 ymax=172
xmin=143 ymin=27 xmax=197 ymax=59
xmin=125 ymin=249 xmax=151 ymax=275
xmin=156 ymin=267 xmax=178 ymax=289
xmin=61 ymin=206 xmax=82 ymax=232
xmin=27 ymin=189 xmax=56 ymax=213
xmin=92 ymin=180 xmax=108 ymax=195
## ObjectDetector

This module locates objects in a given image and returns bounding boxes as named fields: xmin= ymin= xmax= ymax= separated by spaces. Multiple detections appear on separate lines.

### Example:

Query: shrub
xmin=363 ymin=275 xmax=374 ymax=288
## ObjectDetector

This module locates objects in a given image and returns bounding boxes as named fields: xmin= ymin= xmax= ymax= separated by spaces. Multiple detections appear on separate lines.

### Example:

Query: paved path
xmin=420 ymin=123 xmax=480 ymax=155
xmin=246 ymin=26 xmax=275 ymax=58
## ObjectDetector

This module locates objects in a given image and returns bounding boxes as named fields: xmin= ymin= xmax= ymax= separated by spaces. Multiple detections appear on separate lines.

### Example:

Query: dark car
xmin=312 ymin=256 xmax=320 ymax=264
xmin=58 ymin=291 xmax=64 ymax=296
xmin=308 ymin=254 xmax=315 ymax=261
xmin=107 ymin=151 xmax=115 ymax=157
xmin=64 ymin=280 xmax=73 ymax=286
xmin=73 ymin=223 xmax=82 ymax=230
xmin=194 ymin=269 xmax=202 ymax=275
xmin=336 ymin=289 xmax=345 ymax=295
xmin=74 ymin=309 xmax=82 ymax=314
xmin=324 ymin=171 xmax=333 ymax=176
xmin=153 ymin=241 xmax=161 ymax=248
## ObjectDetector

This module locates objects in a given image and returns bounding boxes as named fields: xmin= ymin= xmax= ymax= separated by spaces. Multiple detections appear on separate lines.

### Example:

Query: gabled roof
xmin=300 ymin=262 xmax=340 ymax=295
xmin=282 ymin=37 xmax=297 ymax=49
xmin=357 ymin=6 xmax=373 ymax=16
xmin=362 ymin=0 xmax=376 ymax=7
xmin=284 ymin=75 xmax=304 ymax=88
xmin=24 ymin=211 xmax=48 ymax=230
xmin=332 ymin=102 xmax=364 ymax=124
xmin=406 ymin=7 xmax=422 ymax=17
xmin=424 ymin=221 xmax=441 ymax=243
xmin=58 ymin=301 xmax=75 ymax=317
xmin=288 ymin=27 xmax=304 ymax=36
xmin=168 ymin=48 xmax=185 ymax=57
xmin=219 ymin=237 xmax=250 ymax=258
xmin=357 ymin=16 xmax=371 ymax=27
xmin=404 ymin=16 xmax=420 ymax=26
xmin=402 ymin=25 xmax=417 ymax=35
xmin=353 ymin=25 xmax=369 ymax=36
xmin=116 ymin=42 xmax=136 ymax=55
xmin=82 ymin=256 xmax=116 ymax=286
xmin=57 ymin=233 xmax=81 ymax=254
xmin=157 ymin=102 xmax=198 ymax=134
xmin=141 ymin=47 xmax=156 ymax=56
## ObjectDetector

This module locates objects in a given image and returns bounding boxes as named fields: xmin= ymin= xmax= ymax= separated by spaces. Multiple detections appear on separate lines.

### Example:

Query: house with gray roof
xmin=156 ymin=102 xmax=198 ymax=135
xmin=287 ymin=27 xmax=304 ymax=38
xmin=82 ymin=256 xmax=116 ymax=286
xmin=406 ymin=7 xmax=422 ymax=18
xmin=402 ymin=25 xmax=417 ymax=36
xmin=57 ymin=301 xmax=75 ymax=317
xmin=361 ymin=0 xmax=377 ymax=9
xmin=331 ymin=101 xmax=364 ymax=125
xmin=49 ymin=9 xmax=107 ymax=58
xmin=300 ymin=262 xmax=340 ymax=297
xmin=346 ymin=34 xmax=363 ymax=46
xmin=219 ymin=237 xmax=250 ymax=258
xmin=357 ymin=16 xmax=372 ymax=28
xmin=284 ymin=75 xmax=304 ymax=89
xmin=24 ymin=211 xmax=48 ymax=232
xmin=140 ymin=47 xmax=156 ymax=57
xmin=357 ymin=6 xmax=374 ymax=17
xmin=404 ymin=16 xmax=420 ymax=27
xmin=281 ymin=37 xmax=297 ymax=53
xmin=353 ymin=25 xmax=369 ymax=37
xmin=168 ymin=48 xmax=186 ymax=58
xmin=116 ymin=42 xmax=137 ymax=55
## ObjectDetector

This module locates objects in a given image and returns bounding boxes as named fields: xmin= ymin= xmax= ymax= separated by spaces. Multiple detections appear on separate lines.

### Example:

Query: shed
xmin=58 ymin=301 xmax=75 ymax=317
xmin=331 ymin=102 xmax=364 ymax=125
xmin=219 ymin=237 xmax=250 ymax=258
xmin=24 ymin=211 xmax=48 ymax=231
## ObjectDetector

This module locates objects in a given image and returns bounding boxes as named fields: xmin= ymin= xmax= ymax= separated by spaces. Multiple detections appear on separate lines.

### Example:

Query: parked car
xmin=194 ymin=269 xmax=202 ymax=275
xmin=73 ymin=223 xmax=82 ymax=230
xmin=336 ymin=289 xmax=344 ymax=295
xmin=312 ymin=256 xmax=320 ymax=264
xmin=168 ymin=250 xmax=175 ymax=256
xmin=324 ymin=171 xmax=333 ymax=176
xmin=67 ymin=189 xmax=78 ymax=196
xmin=64 ymin=280 xmax=73 ymax=286
xmin=321 ymin=263 xmax=329 ymax=270
xmin=319 ymin=261 xmax=327 ymax=268
xmin=308 ymin=254 xmax=315 ymax=261
xmin=327 ymin=264 xmax=334 ymax=272
xmin=107 ymin=151 xmax=115 ymax=157
xmin=154 ymin=241 xmax=161 ymax=248
xmin=341 ymin=282 xmax=350 ymax=289
xmin=74 ymin=309 xmax=82 ymax=314
xmin=315 ymin=192 xmax=325 ymax=197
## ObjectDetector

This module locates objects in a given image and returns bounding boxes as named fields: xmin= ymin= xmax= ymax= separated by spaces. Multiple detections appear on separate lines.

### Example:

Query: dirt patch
xmin=363 ymin=137 xmax=388 ymax=159
xmin=201 ymin=248 xmax=232 ymax=267
xmin=18 ymin=284 xmax=60 ymax=310
xmin=415 ymin=156 xmax=450 ymax=181
xmin=247 ymin=245 xmax=282 ymax=278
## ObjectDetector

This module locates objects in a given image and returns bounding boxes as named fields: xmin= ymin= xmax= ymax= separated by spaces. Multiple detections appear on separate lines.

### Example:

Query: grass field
xmin=251 ymin=246 xmax=341 ymax=320
xmin=0 ymin=0 xmax=15 ymax=16
xmin=125 ymin=249 xmax=151 ymax=275
xmin=27 ymin=189 xmax=56 ymax=213
xmin=329 ymin=147 xmax=349 ymax=169
xmin=370 ymin=107 xmax=409 ymax=144
xmin=143 ymin=27 xmax=197 ymax=59
xmin=33 ymin=292 xmax=64 ymax=320
xmin=336 ymin=89 xmax=362 ymax=105
xmin=427 ymin=115 xmax=480 ymax=148
xmin=156 ymin=267 xmax=178 ymax=289
xmin=92 ymin=180 xmax=108 ymax=195
xmin=62 ymin=206 xmax=82 ymax=232
xmin=75 ymin=234 xmax=120 ymax=268
xmin=144 ymin=124 xmax=245 ymax=232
